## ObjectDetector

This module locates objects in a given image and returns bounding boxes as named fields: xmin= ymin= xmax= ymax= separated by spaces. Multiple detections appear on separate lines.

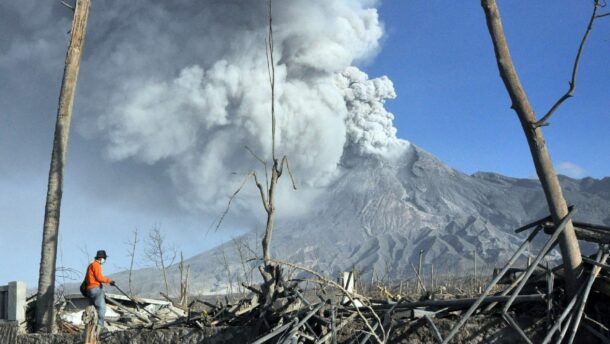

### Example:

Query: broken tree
xmin=214 ymin=0 xmax=296 ymax=312
xmin=481 ymin=0 xmax=607 ymax=297
xmin=36 ymin=0 xmax=91 ymax=333
xmin=256 ymin=0 xmax=297 ymax=307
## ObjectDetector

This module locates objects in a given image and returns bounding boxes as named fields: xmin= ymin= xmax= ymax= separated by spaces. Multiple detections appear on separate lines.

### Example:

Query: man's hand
xmin=110 ymin=280 xmax=116 ymax=286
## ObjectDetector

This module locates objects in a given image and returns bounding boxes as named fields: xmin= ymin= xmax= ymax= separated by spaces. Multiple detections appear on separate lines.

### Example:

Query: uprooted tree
xmin=481 ymin=0 xmax=608 ymax=297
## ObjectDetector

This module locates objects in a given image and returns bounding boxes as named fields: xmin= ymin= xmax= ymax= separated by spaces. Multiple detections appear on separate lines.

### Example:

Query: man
xmin=85 ymin=250 xmax=114 ymax=329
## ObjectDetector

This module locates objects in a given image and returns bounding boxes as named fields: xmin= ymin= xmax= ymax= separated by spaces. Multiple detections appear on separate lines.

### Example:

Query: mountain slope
xmin=113 ymin=144 xmax=610 ymax=295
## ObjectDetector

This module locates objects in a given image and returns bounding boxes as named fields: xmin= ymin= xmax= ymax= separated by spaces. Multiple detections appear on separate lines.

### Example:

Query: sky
xmin=1 ymin=0 xmax=608 ymax=288
xmin=366 ymin=1 xmax=610 ymax=179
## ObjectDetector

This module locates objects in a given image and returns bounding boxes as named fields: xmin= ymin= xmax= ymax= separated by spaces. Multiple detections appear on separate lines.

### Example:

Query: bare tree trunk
xmin=417 ymin=250 xmax=423 ymax=293
xmin=232 ymin=0 xmax=295 ymax=310
xmin=127 ymin=228 xmax=139 ymax=298
xmin=36 ymin=0 xmax=91 ymax=332
xmin=258 ymin=0 xmax=283 ymax=308
xmin=481 ymin=0 xmax=583 ymax=296
xmin=179 ymin=252 xmax=190 ymax=306
xmin=262 ymin=163 xmax=278 ymax=264
xmin=160 ymin=246 xmax=169 ymax=297
xmin=259 ymin=136 xmax=282 ymax=307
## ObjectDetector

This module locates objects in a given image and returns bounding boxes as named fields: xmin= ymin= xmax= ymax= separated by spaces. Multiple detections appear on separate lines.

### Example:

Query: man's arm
xmin=92 ymin=262 xmax=113 ymax=285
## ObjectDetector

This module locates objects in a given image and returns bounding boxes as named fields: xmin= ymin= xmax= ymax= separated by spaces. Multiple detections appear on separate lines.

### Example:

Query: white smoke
xmin=337 ymin=67 xmax=405 ymax=157
xmin=88 ymin=0 xmax=405 ymax=216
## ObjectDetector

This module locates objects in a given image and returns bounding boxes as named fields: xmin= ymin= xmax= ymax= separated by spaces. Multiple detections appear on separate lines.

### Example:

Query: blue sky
xmin=365 ymin=0 xmax=609 ymax=179
xmin=0 ymin=1 xmax=608 ymax=288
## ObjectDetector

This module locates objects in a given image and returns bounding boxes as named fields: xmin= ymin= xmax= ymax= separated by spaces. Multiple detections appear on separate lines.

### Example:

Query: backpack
xmin=80 ymin=277 xmax=88 ymax=297
xmin=80 ymin=264 xmax=90 ymax=297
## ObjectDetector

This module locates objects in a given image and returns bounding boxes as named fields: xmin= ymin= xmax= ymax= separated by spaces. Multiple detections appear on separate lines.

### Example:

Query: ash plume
xmin=1 ymin=0 xmax=406 ymax=220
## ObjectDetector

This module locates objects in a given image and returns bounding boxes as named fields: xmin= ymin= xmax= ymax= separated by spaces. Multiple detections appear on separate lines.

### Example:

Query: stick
xmin=567 ymin=248 xmax=608 ymax=344
xmin=424 ymin=314 xmax=443 ymax=343
xmin=411 ymin=262 xmax=428 ymax=294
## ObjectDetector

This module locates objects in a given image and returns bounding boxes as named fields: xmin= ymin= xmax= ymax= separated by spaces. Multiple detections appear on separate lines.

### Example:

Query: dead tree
xmin=178 ymin=252 xmax=190 ymax=306
xmin=213 ymin=0 xmax=294 ymax=309
xmin=126 ymin=228 xmax=139 ymax=297
xmin=36 ymin=0 xmax=91 ymax=332
xmin=213 ymin=0 xmax=297 ymax=307
xmin=481 ymin=0 xmax=608 ymax=296
xmin=255 ymin=0 xmax=298 ymax=308
xmin=145 ymin=226 xmax=177 ymax=297
xmin=232 ymin=236 xmax=258 ymax=294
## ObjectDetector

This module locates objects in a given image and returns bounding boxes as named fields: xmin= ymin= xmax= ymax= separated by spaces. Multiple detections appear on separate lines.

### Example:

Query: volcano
xmin=111 ymin=143 xmax=610 ymax=295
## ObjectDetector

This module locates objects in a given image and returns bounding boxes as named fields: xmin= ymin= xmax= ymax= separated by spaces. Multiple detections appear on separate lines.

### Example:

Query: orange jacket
xmin=85 ymin=260 xmax=112 ymax=289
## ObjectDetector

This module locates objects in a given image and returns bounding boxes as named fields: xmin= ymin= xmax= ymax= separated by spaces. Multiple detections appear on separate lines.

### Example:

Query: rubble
xmin=6 ymin=208 xmax=610 ymax=343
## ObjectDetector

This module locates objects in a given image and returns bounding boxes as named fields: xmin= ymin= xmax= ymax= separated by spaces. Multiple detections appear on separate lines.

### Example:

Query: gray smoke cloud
xmin=1 ymin=0 xmax=406 ymax=221
xmin=85 ymin=0 xmax=406 ymax=217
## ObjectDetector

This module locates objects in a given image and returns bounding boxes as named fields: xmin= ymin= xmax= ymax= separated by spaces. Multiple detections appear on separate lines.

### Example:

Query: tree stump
xmin=82 ymin=305 xmax=98 ymax=344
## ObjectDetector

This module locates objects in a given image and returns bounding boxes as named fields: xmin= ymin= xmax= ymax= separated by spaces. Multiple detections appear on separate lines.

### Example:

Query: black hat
xmin=95 ymin=250 xmax=108 ymax=259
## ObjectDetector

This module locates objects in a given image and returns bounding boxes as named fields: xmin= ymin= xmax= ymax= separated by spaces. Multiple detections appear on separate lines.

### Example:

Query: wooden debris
xmin=82 ymin=305 xmax=98 ymax=344
xmin=105 ymin=295 xmax=152 ymax=326
xmin=42 ymin=214 xmax=610 ymax=344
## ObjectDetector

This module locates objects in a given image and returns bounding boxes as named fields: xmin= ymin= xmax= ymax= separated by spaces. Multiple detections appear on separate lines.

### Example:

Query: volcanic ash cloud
xmin=91 ymin=0 xmax=404 ymax=216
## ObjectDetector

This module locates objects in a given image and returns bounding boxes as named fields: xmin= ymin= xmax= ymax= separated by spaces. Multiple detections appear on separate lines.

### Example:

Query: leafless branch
xmin=78 ymin=244 xmax=91 ymax=268
xmin=60 ymin=1 xmax=75 ymax=11
xmin=245 ymin=145 xmax=269 ymax=190
xmin=232 ymin=236 xmax=259 ymax=259
xmin=279 ymin=156 xmax=297 ymax=190
xmin=252 ymin=171 xmax=270 ymax=213
xmin=596 ymin=12 xmax=610 ymax=18
xmin=231 ymin=237 xmax=259 ymax=292
xmin=211 ymin=172 xmax=254 ymax=233
xmin=126 ymin=228 xmax=139 ymax=297
xmin=56 ymin=267 xmax=80 ymax=281
xmin=219 ymin=248 xmax=234 ymax=297
xmin=266 ymin=0 xmax=276 ymax=160
xmin=534 ymin=0 xmax=601 ymax=128
xmin=245 ymin=145 xmax=267 ymax=167
xmin=145 ymin=226 xmax=176 ymax=296
xmin=178 ymin=252 xmax=190 ymax=306
xmin=410 ymin=262 xmax=428 ymax=294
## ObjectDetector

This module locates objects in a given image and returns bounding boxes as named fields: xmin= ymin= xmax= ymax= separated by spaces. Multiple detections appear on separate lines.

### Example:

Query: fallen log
xmin=350 ymin=294 xmax=545 ymax=312
xmin=541 ymin=220 xmax=610 ymax=244
xmin=574 ymin=225 xmax=610 ymax=244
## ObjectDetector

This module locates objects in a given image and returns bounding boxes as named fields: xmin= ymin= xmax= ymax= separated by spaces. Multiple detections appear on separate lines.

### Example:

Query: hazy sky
xmin=1 ymin=0 xmax=608 ymax=288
